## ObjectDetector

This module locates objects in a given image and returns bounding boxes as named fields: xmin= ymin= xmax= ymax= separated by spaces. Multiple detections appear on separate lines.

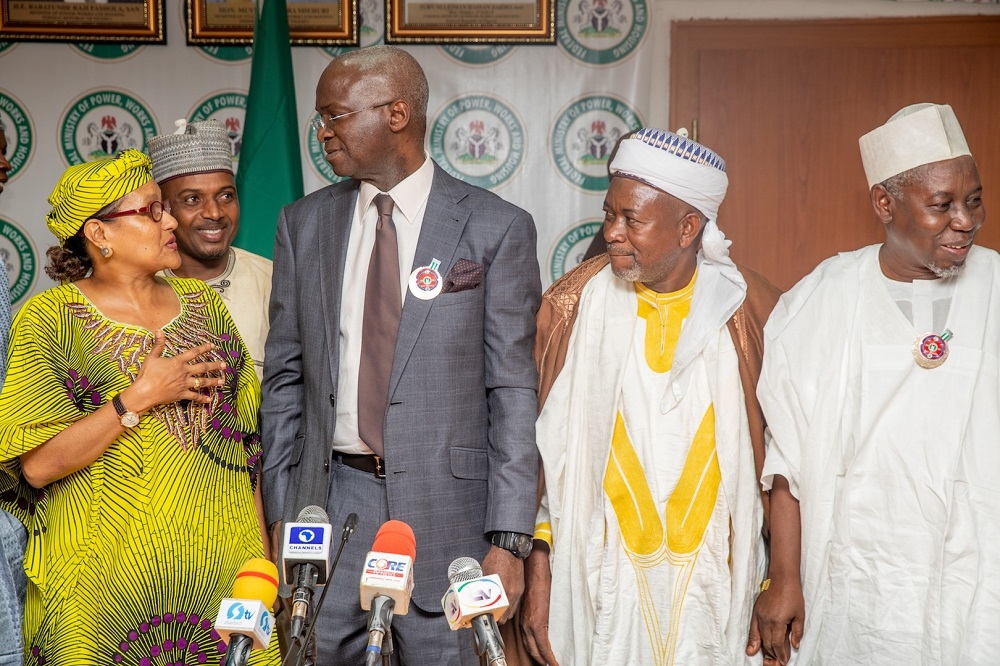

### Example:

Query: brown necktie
xmin=358 ymin=193 xmax=401 ymax=458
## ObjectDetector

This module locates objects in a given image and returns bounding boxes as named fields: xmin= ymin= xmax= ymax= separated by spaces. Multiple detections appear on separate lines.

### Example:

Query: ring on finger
xmin=193 ymin=376 xmax=201 ymax=390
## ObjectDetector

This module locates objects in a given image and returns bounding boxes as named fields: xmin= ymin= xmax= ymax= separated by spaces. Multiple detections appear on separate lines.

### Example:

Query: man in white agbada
xmin=751 ymin=103 xmax=996 ymax=666
xmin=519 ymin=128 xmax=780 ymax=666
xmin=148 ymin=119 xmax=272 ymax=380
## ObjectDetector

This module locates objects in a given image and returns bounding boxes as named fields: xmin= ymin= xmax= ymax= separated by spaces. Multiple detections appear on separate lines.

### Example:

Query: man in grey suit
xmin=261 ymin=46 xmax=542 ymax=664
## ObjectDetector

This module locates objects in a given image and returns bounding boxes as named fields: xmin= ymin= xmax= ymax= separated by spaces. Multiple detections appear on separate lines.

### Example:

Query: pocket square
xmin=442 ymin=258 xmax=484 ymax=293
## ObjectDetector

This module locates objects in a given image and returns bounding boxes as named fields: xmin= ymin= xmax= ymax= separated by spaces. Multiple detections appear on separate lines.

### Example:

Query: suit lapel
xmin=388 ymin=166 xmax=470 ymax=400
xmin=319 ymin=182 xmax=360 ymax=389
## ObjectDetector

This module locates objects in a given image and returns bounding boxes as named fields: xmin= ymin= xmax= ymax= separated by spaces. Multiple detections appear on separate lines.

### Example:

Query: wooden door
xmin=670 ymin=17 xmax=1000 ymax=290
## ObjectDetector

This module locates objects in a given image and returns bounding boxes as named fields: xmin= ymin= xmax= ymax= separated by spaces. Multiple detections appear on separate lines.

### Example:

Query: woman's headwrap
xmin=46 ymin=149 xmax=152 ymax=244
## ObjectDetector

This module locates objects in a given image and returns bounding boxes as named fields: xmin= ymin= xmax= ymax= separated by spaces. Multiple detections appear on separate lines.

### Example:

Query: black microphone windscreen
xmin=345 ymin=512 xmax=359 ymax=535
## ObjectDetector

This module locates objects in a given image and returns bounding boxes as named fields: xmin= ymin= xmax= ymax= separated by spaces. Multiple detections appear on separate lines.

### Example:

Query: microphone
xmin=360 ymin=520 xmax=416 ymax=666
xmin=215 ymin=558 xmax=279 ymax=666
xmin=292 ymin=512 xmax=359 ymax=666
xmin=441 ymin=557 xmax=509 ymax=666
xmin=283 ymin=505 xmax=333 ymax=641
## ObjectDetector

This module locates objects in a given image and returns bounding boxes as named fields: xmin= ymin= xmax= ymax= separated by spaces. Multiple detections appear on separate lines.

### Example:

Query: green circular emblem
xmin=0 ymin=218 xmax=37 ymax=306
xmin=58 ymin=89 xmax=159 ymax=165
xmin=550 ymin=94 xmax=642 ymax=192
xmin=305 ymin=114 xmax=348 ymax=185
xmin=198 ymin=45 xmax=254 ymax=63
xmin=440 ymin=44 xmax=515 ymax=66
xmin=0 ymin=89 xmax=34 ymax=180
xmin=429 ymin=94 xmax=525 ymax=190
xmin=549 ymin=219 xmax=603 ymax=282
xmin=557 ymin=0 xmax=647 ymax=66
xmin=188 ymin=91 xmax=247 ymax=173
xmin=0 ymin=42 xmax=14 ymax=55
xmin=72 ymin=43 xmax=142 ymax=61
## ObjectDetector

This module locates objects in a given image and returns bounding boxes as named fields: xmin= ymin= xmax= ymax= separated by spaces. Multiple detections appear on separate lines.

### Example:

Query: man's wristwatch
xmin=490 ymin=531 xmax=533 ymax=559
xmin=113 ymin=394 xmax=140 ymax=428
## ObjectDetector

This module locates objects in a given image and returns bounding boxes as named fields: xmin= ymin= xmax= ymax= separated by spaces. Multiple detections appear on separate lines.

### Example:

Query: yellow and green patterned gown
xmin=0 ymin=277 xmax=279 ymax=665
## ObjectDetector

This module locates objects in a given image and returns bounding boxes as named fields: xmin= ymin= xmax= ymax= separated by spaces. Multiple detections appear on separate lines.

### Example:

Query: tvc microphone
xmin=283 ymin=505 xmax=333 ymax=640
xmin=441 ymin=557 xmax=509 ymax=666
xmin=359 ymin=520 xmax=416 ymax=665
xmin=215 ymin=558 xmax=279 ymax=666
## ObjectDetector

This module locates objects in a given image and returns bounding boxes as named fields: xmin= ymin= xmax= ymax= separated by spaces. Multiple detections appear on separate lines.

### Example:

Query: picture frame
xmin=385 ymin=0 xmax=554 ymax=43
xmin=186 ymin=0 xmax=358 ymax=46
xmin=0 ymin=0 xmax=165 ymax=43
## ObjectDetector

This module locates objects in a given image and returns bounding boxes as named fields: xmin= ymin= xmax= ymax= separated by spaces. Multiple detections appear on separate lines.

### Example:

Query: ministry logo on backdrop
xmin=549 ymin=218 xmax=603 ymax=282
xmin=0 ymin=217 xmax=37 ymax=306
xmin=0 ymin=42 xmax=14 ymax=56
xmin=305 ymin=114 xmax=349 ymax=185
xmin=440 ymin=44 xmax=515 ymax=66
xmin=198 ymin=45 xmax=254 ymax=63
xmin=430 ymin=94 xmax=525 ymax=190
xmin=59 ymin=89 xmax=158 ymax=165
xmin=0 ymin=90 xmax=34 ymax=180
xmin=557 ymin=0 xmax=647 ymax=66
xmin=188 ymin=91 xmax=247 ymax=172
xmin=550 ymin=95 xmax=642 ymax=192
xmin=72 ymin=43 xmax=143 ymax=61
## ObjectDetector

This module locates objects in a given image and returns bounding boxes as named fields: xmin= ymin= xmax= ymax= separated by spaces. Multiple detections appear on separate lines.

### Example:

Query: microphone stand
xmin=290 ymin=513 xmax=358 ymax=666
xmin=472 ymin=615 xmax=507 ymax=666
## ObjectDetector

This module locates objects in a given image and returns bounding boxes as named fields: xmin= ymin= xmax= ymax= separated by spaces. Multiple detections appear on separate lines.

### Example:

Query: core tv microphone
xmin=282 ymin=505 xmax=333 ymax=640
xmin=360 ymin=520 xmax=417 ymax=666
xmin=215 ymin=558 xmax=279 ymax=666
xmin=441 ymin=557 xmax=509 ymax=666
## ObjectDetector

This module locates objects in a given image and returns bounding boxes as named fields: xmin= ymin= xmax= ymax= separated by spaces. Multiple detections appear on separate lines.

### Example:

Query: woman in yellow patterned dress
xmin=0 ymin=150 xmax=279 ymax=665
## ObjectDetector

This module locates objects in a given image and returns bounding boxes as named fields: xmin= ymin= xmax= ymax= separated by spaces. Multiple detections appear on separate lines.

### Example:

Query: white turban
xmin=859 ymin=103 xmax=972 ymax=189
xmin=609 ymin=127 xmax=738 ymax=278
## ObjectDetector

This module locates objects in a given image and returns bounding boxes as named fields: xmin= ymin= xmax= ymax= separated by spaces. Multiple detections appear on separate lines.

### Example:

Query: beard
xmin=924 ymin=261 xmax=965 ymax=279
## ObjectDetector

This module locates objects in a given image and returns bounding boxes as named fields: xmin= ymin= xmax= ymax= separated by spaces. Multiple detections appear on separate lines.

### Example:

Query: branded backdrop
xmin=1 ymin=0 xmax=995 ymax=307
xmin=0 ymin=0 xmax=655 ymax=307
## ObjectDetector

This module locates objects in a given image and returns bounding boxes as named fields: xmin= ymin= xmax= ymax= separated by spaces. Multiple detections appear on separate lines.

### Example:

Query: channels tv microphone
xmin=441 ymin=557 xmax=509 ymax=666
xmin=283 ymin=505 xmax=333 ymax=640
xmin=360 ymin=520 xmax=417 ymax=666
xmin=293 ymin=512 xmax=360 ymax=666
xmin=215 ymin=558 xmax=279 ymax=666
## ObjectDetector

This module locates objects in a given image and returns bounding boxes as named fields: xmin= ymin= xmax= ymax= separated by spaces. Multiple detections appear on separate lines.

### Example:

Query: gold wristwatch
xmin=113 ymin=394 xmax=140 ymax=428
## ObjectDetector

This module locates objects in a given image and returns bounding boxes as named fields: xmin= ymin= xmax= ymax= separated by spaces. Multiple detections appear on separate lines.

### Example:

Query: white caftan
xmin=760 ymin=244 xmax=1000 ymax=665
xmin=537 ymin=263 xmax=765 ymax=666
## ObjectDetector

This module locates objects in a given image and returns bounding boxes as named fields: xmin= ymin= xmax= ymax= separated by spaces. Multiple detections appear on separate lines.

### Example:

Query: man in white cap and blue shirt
xmin=519 ymin=127 xmax=780 ymax=665
xmin=750 ymin=103 xmax=996 ymax=665
xmin=148 ymin=119 xmax=272 ymax=381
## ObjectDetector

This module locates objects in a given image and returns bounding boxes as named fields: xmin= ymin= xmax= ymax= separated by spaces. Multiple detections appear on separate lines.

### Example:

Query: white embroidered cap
xmin=148 ymin=118 xmax=233 ymax=184
xmin=858 ymin=103 xmax=972 ymax=189
xmin=609 ymin=127 xmax=739 ymax=280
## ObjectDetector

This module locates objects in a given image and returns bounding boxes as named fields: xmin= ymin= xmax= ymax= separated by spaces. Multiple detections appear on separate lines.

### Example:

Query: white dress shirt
xmin=332 ymin=156 xmax=435 ymax=454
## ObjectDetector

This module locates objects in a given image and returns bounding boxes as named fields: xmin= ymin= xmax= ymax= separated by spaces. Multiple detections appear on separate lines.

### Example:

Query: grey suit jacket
xmin=261 ymin=163 xmax=541 ymax=611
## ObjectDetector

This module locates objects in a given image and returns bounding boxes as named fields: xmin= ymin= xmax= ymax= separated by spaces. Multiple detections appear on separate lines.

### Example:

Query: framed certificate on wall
xmin=0 ymin=0 xmax=165 ymax=43
xmin=386 ymin=0 xmax=554 ymax=43
xmin=187 ymin=0 xmax=358 ymax=45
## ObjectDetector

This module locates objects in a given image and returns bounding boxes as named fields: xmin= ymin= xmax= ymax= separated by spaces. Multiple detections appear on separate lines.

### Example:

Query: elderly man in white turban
xmin=750 ymin=103 xmax=995 ymax=666
xmin=518 ymin=127 xmax=780 ymax=666
xmin=148 ymin=119 xmax=272 ymax=380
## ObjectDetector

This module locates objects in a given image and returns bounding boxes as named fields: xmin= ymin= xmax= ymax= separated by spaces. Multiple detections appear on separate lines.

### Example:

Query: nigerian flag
xmin=234 ymin=0 xmax=303 ymax=259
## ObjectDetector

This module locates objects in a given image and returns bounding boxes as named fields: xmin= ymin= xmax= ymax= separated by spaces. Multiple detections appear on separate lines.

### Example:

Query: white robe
xmin=760 ymin=244 xmax=1000 ymax=665
xmin=536 ymin=263 xmax=765 ymax=665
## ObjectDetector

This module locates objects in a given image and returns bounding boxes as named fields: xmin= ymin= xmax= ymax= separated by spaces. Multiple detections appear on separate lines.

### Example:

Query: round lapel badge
xmin=409 ymin=258 xmax=443 ymax=300
xmin=913 ymin=330 xmax=950 ymax=369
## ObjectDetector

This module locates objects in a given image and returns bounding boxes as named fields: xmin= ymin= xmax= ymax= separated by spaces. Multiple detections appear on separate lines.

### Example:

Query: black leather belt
xmin=335 ymin=453 xmax=385 ymax=479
